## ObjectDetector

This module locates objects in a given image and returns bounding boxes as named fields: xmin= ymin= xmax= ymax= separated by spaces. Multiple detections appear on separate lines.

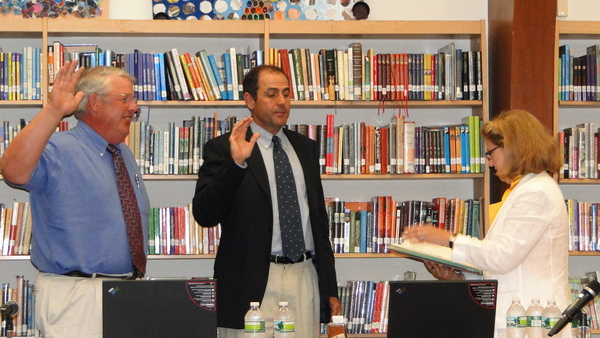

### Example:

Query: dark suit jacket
xmin=192 ymin=127 xmax=338 ymax=329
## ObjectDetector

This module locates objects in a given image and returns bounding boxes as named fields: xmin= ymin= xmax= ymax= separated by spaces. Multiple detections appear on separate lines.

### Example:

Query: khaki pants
xmin=35 ymin=272 xmax=104 ymax=338
xmin=219 ymin=258 xmax=320 ymax=338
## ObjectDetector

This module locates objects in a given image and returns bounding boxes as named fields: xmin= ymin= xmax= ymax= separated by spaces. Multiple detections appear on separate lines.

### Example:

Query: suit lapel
xmin=245 ymin=128 xmax=271 ymax=198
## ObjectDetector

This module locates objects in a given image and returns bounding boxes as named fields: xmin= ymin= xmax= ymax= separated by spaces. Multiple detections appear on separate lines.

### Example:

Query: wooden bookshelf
xmin=0 ymin=18 xmax=490 ymax=337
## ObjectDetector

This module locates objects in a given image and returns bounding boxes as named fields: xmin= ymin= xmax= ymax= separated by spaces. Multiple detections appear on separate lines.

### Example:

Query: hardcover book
xmin=388 ymin=240 xmax=483 ymax=274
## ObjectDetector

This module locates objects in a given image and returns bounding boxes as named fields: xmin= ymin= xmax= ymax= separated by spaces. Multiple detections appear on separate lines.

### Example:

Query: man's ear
xmin=244 ymin=92 xmax=255 ymax=110
xmin=87 ymin=93 xmax=101 ymax=112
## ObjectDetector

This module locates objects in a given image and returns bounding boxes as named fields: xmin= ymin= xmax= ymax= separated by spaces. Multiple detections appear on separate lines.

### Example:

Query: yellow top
xmin=488 ymin=176 xmax=523 ymax=224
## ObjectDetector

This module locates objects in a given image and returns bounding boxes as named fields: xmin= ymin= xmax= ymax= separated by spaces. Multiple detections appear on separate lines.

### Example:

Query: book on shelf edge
xmin=388 ymin=240 xmax=483 ymax=275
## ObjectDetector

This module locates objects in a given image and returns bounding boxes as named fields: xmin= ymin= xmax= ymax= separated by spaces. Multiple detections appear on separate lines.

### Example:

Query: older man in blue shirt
xmin=0 ymin=60 xmax=149 ymax=338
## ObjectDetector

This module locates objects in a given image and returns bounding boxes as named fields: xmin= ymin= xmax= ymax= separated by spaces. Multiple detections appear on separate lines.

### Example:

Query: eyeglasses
xmin=105 ymin=93 xmax=138 ymax=105
xmin=101 ymin=93 xmax=140 ymax=121
xmin=484 ymin=145 xmax=501 ymax=161
xmin=132 ymin=109 xmax=141 ymax=122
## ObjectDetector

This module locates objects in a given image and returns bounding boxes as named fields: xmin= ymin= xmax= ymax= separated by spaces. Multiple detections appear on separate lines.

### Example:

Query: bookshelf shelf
xmin=137 ymin=99 xmax=483 ymax=108
xmin=1 ymin=173 xmax=484 ymax=182
xmin=559 ymin=101 xmax=600 ymax=107
xmin=559 ymin=179 xmax=600 ymax=184
xmin=0 ymin=101 xmax=43 ymax=107
xmin=568 ymin=251 xmax=600 ymax=256
xmin=5 ymin=252 xmax=596 ymax=261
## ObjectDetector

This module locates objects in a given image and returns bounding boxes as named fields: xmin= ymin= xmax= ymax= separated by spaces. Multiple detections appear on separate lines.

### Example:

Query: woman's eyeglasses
xmin=484 ymin=145 xmax=500 ymax=161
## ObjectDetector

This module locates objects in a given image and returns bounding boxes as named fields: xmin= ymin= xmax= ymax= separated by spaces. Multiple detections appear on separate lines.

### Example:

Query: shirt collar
xmin=74 ymin=120 xmax=116 ymax=155
xmin=250 ymin=122 xmax=286 ymax=150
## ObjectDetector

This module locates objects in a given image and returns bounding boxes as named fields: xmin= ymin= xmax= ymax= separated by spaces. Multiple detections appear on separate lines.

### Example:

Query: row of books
xmin=269 ymin=42 xmax=483 ymax=102
xmin=49 ymin=41 xmax=263 ymax=102
xmin=148 ymin=205 xmax=221 ymax=256
xmin=0 ymin=202 xmax=32 ymax=257
xmin=570 ymin=272 xmax=600 ymax=329
xmin=1 ymin=276 xmax=37 ymax=337
xmin=565 ymin=199 xmax=600 ymax=252
xmin=322 ymin=114 xmax=484 ymax=175
xmin=0 ymin=48 xmax=42 ymax=101
xmin=126 ymin=114 xmax=237 ymax=175
xmin=126 ymin=113 xmax=485 ymax=176
xmin=559 ymin=122 xmax=600 ymax=179
xmin=2 ymin=112 xmax=484 ymax=177
xmin=47 ymin=41 xmax=483 ymax=103
xmin=337 ymin=280 xmax=390 ymax=334
xmin=558 ymin=44 xmax=600 ymax=101
xmin=325 ymin=196 xmax=484 ymax=254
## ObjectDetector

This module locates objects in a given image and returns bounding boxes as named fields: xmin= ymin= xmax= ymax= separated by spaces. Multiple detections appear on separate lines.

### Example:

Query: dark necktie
xmin=272 ymin=135 xmax=306 ymax=262
xmin=107 ymin=144 xmax=146 ymax=276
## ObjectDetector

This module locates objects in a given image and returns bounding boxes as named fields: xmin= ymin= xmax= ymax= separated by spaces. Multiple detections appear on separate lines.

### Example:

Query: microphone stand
xmin=579 ymin=312 xmax=588 ymax=338
xmin=2 ymin=313 xmax=14 ymax=338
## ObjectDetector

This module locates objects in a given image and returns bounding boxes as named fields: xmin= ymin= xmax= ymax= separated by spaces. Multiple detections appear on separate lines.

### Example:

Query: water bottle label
xmin=517 ymin=316 xmax=528 ymax=328
xmin=543 ymin=317 xmax=559 ymax=329
xmin=506 ymin=316 xmax=518 ymax=328
xmin=528 ymin=315 xmax=542 ymax=327
xmin=274 ymin=320 xmax=295 ymax=333
xmin=245 ymin=320 xmax=266 ymax=333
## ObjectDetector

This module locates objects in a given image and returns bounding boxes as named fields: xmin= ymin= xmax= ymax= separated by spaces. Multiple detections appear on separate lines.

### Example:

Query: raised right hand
xmin=47 ymin=60 xmax=85 ymax=118
xmin=229 ymin=116 xmax=259 ymax=165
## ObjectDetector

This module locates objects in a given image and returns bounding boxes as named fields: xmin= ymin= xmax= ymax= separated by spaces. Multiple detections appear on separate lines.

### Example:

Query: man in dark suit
xmin=192 ymin=65 xmax=341 ymax=337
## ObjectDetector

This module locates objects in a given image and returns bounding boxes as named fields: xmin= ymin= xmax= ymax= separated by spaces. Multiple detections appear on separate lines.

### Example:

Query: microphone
xmin=548 ymin=279 xmax=600 ymax=336
xmin=0 ymin=300 xmax=18 ymax=316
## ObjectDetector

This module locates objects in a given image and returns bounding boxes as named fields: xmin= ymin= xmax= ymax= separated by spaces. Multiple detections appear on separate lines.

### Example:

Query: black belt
xmin=269 ymin=251 xmax=312 ymax=264
xmin=63 ymin=270 xmax=138 ymax=280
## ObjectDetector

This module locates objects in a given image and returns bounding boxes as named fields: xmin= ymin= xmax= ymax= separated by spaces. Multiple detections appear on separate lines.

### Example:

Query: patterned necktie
xmin=107 ymin=144 xmax=146 ymax=276
xmin=272 ymin=135 xmax=306 ymax=262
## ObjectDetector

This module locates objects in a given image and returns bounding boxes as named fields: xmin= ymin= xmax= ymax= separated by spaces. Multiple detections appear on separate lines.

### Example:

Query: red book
xmin=432 ymin=197 xmax=447 ymax=230
xmin=377 ymin=196 xmax=386 ymax=253
xmin=325 ymin=114 xmax=335 ymax=174
xmin=385 ymin=196 xmax=395 ymax=252
xmin=380 ymin=127 xmax=389 ymax=175
xmin=278 ymin=49 xmax=294 ymax=100
xmin=372 ymin=54 xmax=378 ymax=101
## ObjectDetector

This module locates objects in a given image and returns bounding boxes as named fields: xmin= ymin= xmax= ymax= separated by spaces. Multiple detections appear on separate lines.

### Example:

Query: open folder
xmin=388 ymin=240 xmax=483 ymax=275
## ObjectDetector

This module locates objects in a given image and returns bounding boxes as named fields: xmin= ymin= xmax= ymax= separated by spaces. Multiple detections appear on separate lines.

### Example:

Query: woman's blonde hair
xmin=481 ymin=109 xmax=562 ymax=180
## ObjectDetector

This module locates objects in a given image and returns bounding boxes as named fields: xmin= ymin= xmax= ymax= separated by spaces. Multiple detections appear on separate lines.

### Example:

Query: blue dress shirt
xmin=7 ymin=121 xmax=150 ymax=275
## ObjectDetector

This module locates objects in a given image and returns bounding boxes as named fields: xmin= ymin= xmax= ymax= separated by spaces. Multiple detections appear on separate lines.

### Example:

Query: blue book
xmin=208 ymin=53 xmax=228 ymax=100
xmin=34 ymin=47 xmax=41 ymax=100
xmin=222 ymin=52 xmax=233 ymax=100
xmin=145 ymin=53 xmax=155 ymax=102
xmin=460 ymin=125 xmax=470 ymax=173
xmin=359 ymin=210 xmax=368 ymax=253
xmin=158 ymin=53 xmax=167 ymax=101
xmin=153 ymin=53 xmax=161 ymax=101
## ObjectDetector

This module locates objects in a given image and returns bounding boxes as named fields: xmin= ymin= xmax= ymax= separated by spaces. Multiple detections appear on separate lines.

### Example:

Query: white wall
xmin=561 ymin=0 xmax=600 ymax=21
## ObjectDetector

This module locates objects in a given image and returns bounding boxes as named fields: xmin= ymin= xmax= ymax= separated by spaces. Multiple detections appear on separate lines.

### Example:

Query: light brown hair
xmin=481 ymin=109 xmax=562 ymax=180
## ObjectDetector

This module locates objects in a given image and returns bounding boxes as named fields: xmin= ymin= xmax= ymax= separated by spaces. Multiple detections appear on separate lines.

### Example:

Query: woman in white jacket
xmin=403 ymin=109 xmax=572 ymax=337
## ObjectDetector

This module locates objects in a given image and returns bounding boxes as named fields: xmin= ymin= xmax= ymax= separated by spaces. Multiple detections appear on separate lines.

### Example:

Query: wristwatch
xmin=449 ymin=234 xmax=457 ymax=248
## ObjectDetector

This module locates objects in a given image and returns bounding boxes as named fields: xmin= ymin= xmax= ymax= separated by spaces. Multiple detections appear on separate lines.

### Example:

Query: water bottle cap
xmin=279 ymin=301 xmax=288 ymax=306
xmin=512 ymin=297 xmax=521 ymax=302
xmin=250 ymin=302 xmax=260 ymax=307
xmin=547 ymin=299 xmax=556 ymax=304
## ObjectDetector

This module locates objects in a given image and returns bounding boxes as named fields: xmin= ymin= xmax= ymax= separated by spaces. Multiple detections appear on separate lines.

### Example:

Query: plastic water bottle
xmin=542 ymin=299 xmax=562 ymax=336
xmin=274 ymin=301 xmax=295 ymax=337
xmin=506 ymin=298 xmax=527 ymax=338
xmin=244 ymin=301 xmax=266 ymax=338
xmin=526 ymin=298 xmax=544 ymax=338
